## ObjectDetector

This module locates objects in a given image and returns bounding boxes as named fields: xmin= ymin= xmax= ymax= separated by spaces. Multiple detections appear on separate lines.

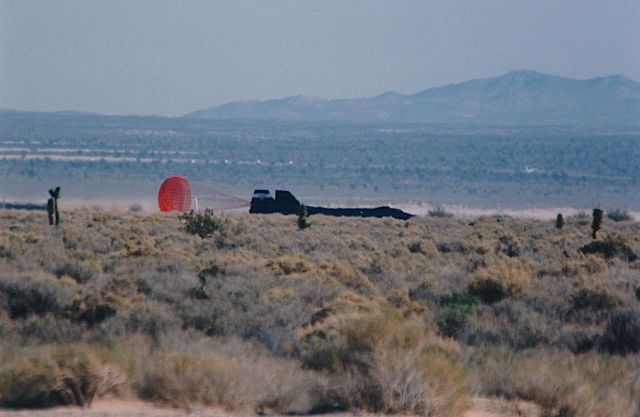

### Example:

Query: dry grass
xmin=139 ymin=346 xmax=317 ymax=413
xmin=468 ymin=347 xmax=640 ymax=417
xmin=469 ymin=257 xmax=532 ymax=303
xmin=300 ymin=308 xmax=470 ymax=416
xmin=1 ymin=208 xmax=639 ymax=415
xmin=0 ymin=344 xmax=124 ymax=408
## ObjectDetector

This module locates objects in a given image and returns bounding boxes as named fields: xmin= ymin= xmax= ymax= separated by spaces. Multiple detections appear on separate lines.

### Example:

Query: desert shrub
xmin=190 ymin=265 xmax=225 ymax=299
xmin=66 ymin=293 xmax=117 ymax=327
xmin=566 ymin=284 xmax=621 ymax=325
xmin=600 ymin=309 xmax=640 ymax=355
xmin=135 ymin=278 xmax=154 ymax=297
xmin=0 ymin=275 xmax=72 ymax=319
xmin=437 ymin=305 xmax=472 ymax=339
xmin=300 ymin=309 xmax=470 ymax=416
xmin=0 ymin=344 xmax=123 ymax=408
xmin=179 ymin=209 xmax=226 ymax=239
xmin=179 ymin=300 xmax=222 ymax=336
xmin=407 ymin=240 xmax=437 ymax=256
xmin=54 ymin=261 xmax=95 ymax=284
xmin=468 ymin=260 xmax=529 ymax=304
xmin=469 ymin=347 xmax=640 ymax=417
xmin=436 ymin=241 xmax=466 ymax=253
xmin=571 ymin=287 xmax=620 ymax=312
xmin=4 ymin=208 xmax=640 ymax=415
xmin=198 ymin=264 xmax=224 ymax=285
xmin=437 ymin=291 xmax=478 ymax=338
xmin=178 ymin=267 xmax=329 ymax=353
xmin=0 ymin=232 xmax=24 ymax=260
xmin=123 ymin=236 xmax=155 ymax=257
xmin=469 ymin=278 xmax=509 ymax=304
xmin=5 ymin=286 xmax=62 ymax=319
xmin=140 ymin=350 xmax=249 ymax=409
xmin=267 ymin=255 xmax=315 ymax=275
xmin=579 ymin=239 xmax=638 ymax=262
xmin=572 ymin=211 xmax=590 ymax=226
xmin=407 ymin=241 xmax=421 ymax=253
xmin=64 ymin=276 xmax=150 ymax=328
xmin=140 ymin=344 xmax=319 ymax=413
xmin=497 ymin=234 xmax=521 ymax=257
xmin=408 ymin=281 xmax=434 ymax=303
xmin=560 ymin=256 xmax=608 ymax=276
xmin=556 ymin=329 xmax=599 ymax=353
xmin=428 ymin=206 xmax=453 ymax=218
xmin=104 ymin=301 xmax=181 ymax=342
xmin=326 ymin=262 xmax=376 ymax=293
xmin=607 ymin=208 xmax=634 ymax=222
xmin=464 ymin=300 xmax=554 ymax=349
xmin=12 ymin=314 xmax=88 ymax=343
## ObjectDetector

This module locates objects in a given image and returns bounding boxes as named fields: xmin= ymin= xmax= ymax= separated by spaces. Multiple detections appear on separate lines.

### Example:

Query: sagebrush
xmin=0 ymin=208 xmax=639 ymax=415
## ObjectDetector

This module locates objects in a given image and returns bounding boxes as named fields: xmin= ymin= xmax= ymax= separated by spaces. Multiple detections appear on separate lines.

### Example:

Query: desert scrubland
xmin=0 ymin=208 xmax=639 ymax=416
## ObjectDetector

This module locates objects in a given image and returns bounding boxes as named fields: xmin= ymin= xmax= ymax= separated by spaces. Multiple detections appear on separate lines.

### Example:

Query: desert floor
xmin=0 ymin=396 xmax=540 ymax=417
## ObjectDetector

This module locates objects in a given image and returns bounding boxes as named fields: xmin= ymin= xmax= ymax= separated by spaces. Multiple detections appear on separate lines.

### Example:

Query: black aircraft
xmin=249 ymin=189 xmax=413 ymax=220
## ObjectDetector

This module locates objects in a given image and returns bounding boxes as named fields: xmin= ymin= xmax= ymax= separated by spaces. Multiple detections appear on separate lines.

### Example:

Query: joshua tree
xmin=47 ymin=187 xmax=61 ymax=226
xmin=297 ymin=204 xmax=310 ymax=230
xmin=555 ymin=213 xmax=564 ymax=230
xmin=591 ymin=208 xmax=603 ymax=239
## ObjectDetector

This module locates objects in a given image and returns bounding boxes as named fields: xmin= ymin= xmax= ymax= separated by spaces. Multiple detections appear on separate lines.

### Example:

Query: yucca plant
xmin=591 ymin=208 xmax=603 ymax=239
xmin=297 ymin=204 xmax=310 ymax=230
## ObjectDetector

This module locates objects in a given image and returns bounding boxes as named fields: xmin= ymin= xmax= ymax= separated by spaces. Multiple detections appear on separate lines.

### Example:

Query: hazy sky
xmin=1 ymin=0 xmax=638 ymax=116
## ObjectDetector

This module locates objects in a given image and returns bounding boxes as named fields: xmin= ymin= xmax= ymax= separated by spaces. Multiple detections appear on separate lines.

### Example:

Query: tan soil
xmin=0 ymin=397 xmax=540 ymax=417
xmin=464 ymin=397 xmax=540 ymax=417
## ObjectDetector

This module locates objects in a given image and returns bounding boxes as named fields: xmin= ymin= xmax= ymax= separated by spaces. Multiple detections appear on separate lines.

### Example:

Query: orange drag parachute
xmin=158 ymin=176 xmax=250 ymax=212
xmin=158 ymin=176 xmax=192 ymax=212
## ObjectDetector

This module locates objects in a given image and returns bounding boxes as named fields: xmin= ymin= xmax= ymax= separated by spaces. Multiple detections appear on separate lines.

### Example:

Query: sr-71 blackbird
xmin=249 ymin=189 xmax=413 ymax=220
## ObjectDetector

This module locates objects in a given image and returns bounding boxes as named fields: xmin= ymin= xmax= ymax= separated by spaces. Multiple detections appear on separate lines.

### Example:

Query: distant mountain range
xmin=186 ymin=70 xmax=640 ymax=126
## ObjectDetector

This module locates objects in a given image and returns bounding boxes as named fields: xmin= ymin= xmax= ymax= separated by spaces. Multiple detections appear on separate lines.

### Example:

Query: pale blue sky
xmin=1 ymin=0 xmax=638 ymax=116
